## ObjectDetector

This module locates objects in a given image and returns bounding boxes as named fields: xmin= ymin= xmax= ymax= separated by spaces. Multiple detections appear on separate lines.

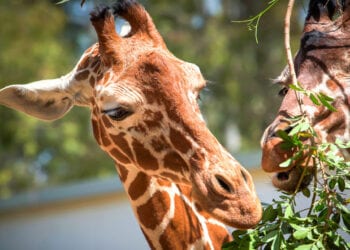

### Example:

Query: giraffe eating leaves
xmin=0 ymin=0 xmax=261 ymax=249
xmin=260 ymin=0 xmax=350 ymax=192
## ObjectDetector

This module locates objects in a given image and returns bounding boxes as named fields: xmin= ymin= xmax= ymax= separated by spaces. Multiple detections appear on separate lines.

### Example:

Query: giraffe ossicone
xmin=260 ymin=0 xmax=350 ymax=192
xmin=0 ymin=0 xmax=262 ymax=248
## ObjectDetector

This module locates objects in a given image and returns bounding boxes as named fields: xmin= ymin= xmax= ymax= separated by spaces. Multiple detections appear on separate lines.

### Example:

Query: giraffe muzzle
xmin=190 ymin=165 xmax=262 ymax=229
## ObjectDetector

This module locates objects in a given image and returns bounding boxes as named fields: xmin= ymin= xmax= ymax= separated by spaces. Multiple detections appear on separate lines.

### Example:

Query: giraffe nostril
xmin=215 ymin=175 xmax=233 ymax=194
xmin=241 ymin=170 xmax=247 ymax=183
xmin=276 ymin=171 xmax=290 ymax=181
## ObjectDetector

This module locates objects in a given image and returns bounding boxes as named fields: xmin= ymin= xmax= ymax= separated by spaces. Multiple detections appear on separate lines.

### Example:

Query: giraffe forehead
xmin=95 ymin=80 xmax=144 ymax=110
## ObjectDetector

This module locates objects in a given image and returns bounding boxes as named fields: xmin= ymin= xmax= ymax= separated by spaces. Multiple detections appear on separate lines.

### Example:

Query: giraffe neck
xmin=115 ymin=163 xmax=231 ymax=250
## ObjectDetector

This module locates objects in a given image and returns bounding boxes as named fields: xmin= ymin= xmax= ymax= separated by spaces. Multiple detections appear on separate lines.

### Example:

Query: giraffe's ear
xmin=0 ymin=72 xmax=93 ymax=121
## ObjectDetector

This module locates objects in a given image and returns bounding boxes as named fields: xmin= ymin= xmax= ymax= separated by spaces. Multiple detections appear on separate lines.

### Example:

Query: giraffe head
xmin=261 ymin=0 xmax=350 ymax=192
xmin=0 ymin=0 xmax=261 ymax=229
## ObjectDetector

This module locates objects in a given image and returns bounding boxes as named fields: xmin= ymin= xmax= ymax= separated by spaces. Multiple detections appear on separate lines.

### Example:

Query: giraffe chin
xmin=190 ymin=171 xmax=262 ymax=229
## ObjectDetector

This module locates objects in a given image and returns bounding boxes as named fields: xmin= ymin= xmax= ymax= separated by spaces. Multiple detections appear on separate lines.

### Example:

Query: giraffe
xmin=0 ymin=1 xmax=262 ymax=249
xmin=260 ymin=0 xmax=350 ymax=192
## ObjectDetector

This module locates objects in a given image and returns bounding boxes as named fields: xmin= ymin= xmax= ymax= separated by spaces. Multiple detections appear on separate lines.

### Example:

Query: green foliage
xmin=0 ymin=0 xmax=114 ymax=198
xmin=224 ymin=110 xmax=350 ymax=248
xmin=290 ymin=83 xmax=337 ymax=112
xmin=224 ymin=77 xmax=350 ymax=250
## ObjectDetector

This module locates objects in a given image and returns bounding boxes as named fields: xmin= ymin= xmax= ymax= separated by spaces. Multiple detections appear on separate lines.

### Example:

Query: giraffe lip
xmin=272 ymin=166 xmax=313 ymax=193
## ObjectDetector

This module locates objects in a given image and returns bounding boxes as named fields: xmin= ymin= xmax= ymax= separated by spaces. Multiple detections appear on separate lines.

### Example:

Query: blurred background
xmin=0 ymin=0 xmax=308 ymax=249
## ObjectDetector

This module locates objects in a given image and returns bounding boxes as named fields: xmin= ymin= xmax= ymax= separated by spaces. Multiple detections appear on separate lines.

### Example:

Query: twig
xmin=284 ymin=0 xmax=304 ymax=112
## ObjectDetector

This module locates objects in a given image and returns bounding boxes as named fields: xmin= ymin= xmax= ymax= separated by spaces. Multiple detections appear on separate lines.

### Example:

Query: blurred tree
xmin=0 ymin=0 xmax=113 ymax=198
xmin=0 ymin=0 xmax=306 ymax=197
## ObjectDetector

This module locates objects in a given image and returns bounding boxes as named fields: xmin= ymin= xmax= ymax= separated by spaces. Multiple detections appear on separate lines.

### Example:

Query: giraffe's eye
xmin=102 ymin=107 xmax=133 ymax=121
xmin=278 ymin=87 xmax=289 ymax=97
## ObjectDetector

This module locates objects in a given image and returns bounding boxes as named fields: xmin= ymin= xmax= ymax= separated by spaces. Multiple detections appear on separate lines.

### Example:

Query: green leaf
xmin=318 ymin=93 xmax=337 ymax=111
xmin=271 ymin=232 xmax=282 ymax=250
xmin=318 ymin=92 xmax=334 ymax=102
xmin=342 ymin=212 xmax=350 ymax=230
xmin=294 ymin=244 xmax=315 ymax=250
xmin=289 ymin=83 xmax=304 ymax=92
xmin=293 ymin=228 xmax=310 ymax=240
xmin=338 ymin=177 xmax=345 ymax=192
xmin=332 ymin=213 xmax=341 ymax=224
xmin=261 ymin=230 xmax=278 ymax=243
xmin=309 ymin=93 xmax=320 ymax=105
xmin=284 ymin=204 xmax=294 ymax=218
xmin=335 ymin=138 xmax=350 ymax=149
xmin=262 ymin=205 xmax=278 ymax=222
xmin=302 ymin=187 xmax=310 ymax=198
xmin=279 ymin=158 xmax=292 ymax=168
xmin=290 ymin=223 xmax=306 ymax=231
xmin=329 ymin=178 xmax=337 ymax=189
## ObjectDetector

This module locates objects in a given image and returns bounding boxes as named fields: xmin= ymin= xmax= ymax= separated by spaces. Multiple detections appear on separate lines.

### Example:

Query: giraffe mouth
xmin=261 ymin=137 xmax=314 ymax=192
xmin=271 ymin=166 xmax=313 ymax=193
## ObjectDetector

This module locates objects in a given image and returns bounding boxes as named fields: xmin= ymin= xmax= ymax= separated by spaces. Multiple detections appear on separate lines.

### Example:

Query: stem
xmin=285 ymin=0 xmax=296 ymax=85
xmin=284 ymin=0 xmax=304 ymax=112
xmin=318 ymin=158 xmax=333 ymax=245
xmin=292 ymin=152 xmax=312 ymax=197
xmin=307 ymin=157 xmax=318 ymax=217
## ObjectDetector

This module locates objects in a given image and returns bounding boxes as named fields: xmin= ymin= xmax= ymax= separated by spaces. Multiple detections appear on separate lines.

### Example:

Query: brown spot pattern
xmin=102 ymin=115 xmax=113 ymax=128
xmin=91 ymin=119 xmax=102 ymax=145
xmin=137 ymin=190 xmax=170 ymax=230
xmin=159 ymin=194 xmax=202 ymax=249
xmin=75 ymin=70 xmax=90 ymax=81
xmin=92 ymin=60 xmax=100 ymax=73
xmin=99 ymin=120 xmax=111 ymax=147
xmin=206 ymin=222 xmax=231 ymax=249
xmin=169 ymin=127 xmax=192 ymax=154
xmin=128 ymin=172 xmax=150 ymax=200
xmin=326 ymin=79 xmax=339 ymax=91
xmin=156 ymin=178 xmax=172 ymax=187
xmin=144 ymin=110 xmax=163 ymax=130
xmin=151 ymin=135 xmax=170 ymax=152
xmin=128 ymin=124 xmax=147 ymax=134
xmin=163 ymin=151 xmax=189 ymax=173
xmin=89 ymin=76 xmax=95 ymax=87
xmin=110 ymin=132 xmax=134 ymax=160
xmin=160 ymin=172 xmax=182 ymax=183
xmin=132 ymin=139 xmax=159 ymax=170
xmin=110 ymin=148 xmax=131 ymax=164
xmin=116 ymin=164 xmax=128 ymax=182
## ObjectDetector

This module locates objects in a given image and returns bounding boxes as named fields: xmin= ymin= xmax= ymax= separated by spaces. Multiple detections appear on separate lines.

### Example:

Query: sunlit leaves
xmin=289 ymin=83 xmax=337 ymax=111
xmin=227 ymin=55 xmax=349 ymax=250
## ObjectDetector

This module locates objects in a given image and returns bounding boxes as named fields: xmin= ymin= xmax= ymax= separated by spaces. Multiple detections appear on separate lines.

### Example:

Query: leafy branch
xmin=225 ymin=0 xmax=350 ymax=249
xmin=232 ymin=0 xmax=280 ymax=43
